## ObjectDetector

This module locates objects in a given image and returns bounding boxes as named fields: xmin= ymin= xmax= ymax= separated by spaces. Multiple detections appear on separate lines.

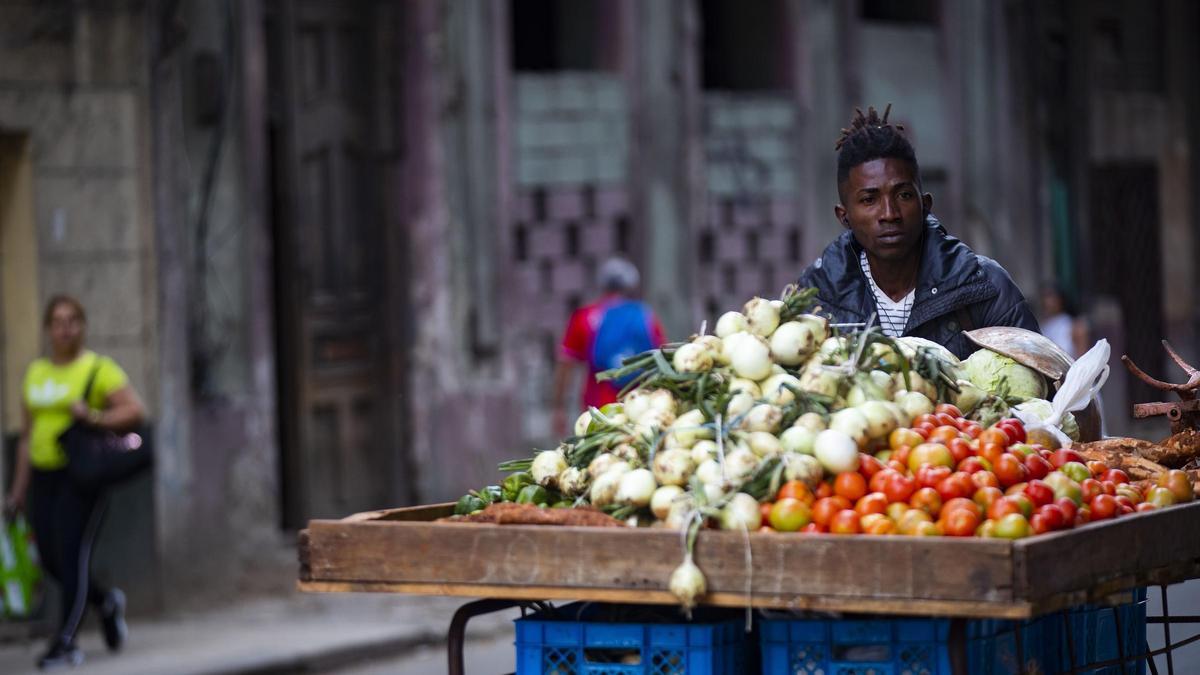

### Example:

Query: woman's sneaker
xmin=36 ymin=640 xmax=84 ymax=670
xmin=100 ymin=588 xmax=127 ymax=651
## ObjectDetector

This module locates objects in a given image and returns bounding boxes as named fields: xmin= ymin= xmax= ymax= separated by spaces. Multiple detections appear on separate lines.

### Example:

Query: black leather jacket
xmin=797 ymin=215 xmax=1040 ymax=359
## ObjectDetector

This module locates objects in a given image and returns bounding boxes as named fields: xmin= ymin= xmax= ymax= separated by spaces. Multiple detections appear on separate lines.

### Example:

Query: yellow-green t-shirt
xmin=24 ymin=351 xmax=129 ymax=470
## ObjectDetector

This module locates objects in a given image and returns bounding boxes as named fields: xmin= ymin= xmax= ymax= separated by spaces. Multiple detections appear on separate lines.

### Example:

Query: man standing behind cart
xmin=553 ymin=257 xmax=666 ymax=436
xmin=798 ymin=105 xmax=1039 ymax=358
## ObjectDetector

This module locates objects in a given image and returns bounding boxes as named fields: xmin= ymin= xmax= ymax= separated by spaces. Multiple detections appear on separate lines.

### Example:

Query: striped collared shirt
xmin=859 ymin=250 xmax=914 ymax=337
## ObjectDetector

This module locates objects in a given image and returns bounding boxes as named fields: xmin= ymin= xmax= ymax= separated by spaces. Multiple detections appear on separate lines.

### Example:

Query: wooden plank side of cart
xmin=298 ymin=501 xmax=1200 ymax=619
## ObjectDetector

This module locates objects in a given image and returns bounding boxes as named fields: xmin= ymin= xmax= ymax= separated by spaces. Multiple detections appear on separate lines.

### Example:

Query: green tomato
xmin=993 ymin=513 xmax=1031 ymax=539
xmin=1060 ymin=462 xmax=1091 ymax=484
xmin=768 ymin=498 xmax=812 ymax=532
xmin=1008 ymin=443 xmax=1036 ymax=458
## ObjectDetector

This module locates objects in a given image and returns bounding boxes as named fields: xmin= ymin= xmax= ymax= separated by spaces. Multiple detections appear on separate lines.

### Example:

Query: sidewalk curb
xmin=191 ymin=623 xmax=513 ymax=675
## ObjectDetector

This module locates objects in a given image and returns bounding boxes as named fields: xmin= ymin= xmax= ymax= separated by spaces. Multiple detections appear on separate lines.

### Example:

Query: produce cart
xmin=299 ymin=500 xmax=1200 ymax=674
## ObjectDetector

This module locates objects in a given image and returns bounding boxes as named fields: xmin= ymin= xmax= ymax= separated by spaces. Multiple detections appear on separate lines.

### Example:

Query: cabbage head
xmin=1013 ymin=398 xmax=1080 ymax=442
xmin=961 ymin=348 xmax=1048 ymax=401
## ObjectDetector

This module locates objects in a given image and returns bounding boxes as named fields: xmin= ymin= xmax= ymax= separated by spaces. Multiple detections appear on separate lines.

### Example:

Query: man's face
xmin=835 ymin=158 xmax=932 ymax=262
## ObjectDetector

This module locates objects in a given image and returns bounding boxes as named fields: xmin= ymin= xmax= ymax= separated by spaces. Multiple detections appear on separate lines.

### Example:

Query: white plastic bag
xmin=1012 ymin=339 xmax=1111 ymax=447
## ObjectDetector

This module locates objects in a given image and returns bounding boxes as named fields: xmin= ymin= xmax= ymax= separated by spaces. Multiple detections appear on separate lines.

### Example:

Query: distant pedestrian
xmin=552 ymin=258 xmax=665 ymax=436
xmin=4 ymin=295 xmax=145 ymax=669
xmin=1039 ymin=284 xmax=1089 ymax=359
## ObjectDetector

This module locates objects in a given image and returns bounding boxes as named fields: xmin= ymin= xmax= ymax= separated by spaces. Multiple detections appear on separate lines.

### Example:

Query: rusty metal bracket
xmin=1123 ymin=341 xmax=1200 ymax=434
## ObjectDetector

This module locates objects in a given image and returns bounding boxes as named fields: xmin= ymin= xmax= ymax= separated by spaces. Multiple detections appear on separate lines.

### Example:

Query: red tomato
xmin=997 ymin=419 xmax=1026 ymax=444
xmin=891 ymin=446 xmax=912 ymax=469
xmin=1136 ymin=503 xmax=1158 ymax=513
xmin=1055 ymin=497 xmax=1078 ymax=524
xmin=1024 ymin=454 xmax=1053 ymax=481
xmin=929 ymin=425 xmax=962 ymax=446
xmin=942 ymin=497 xmax=981 ymax=518
xmin=910 ymin=487 xmax=943 ymax=517
xmin=815 ymin=482 xmax=833 ymax=500
xmin=1102 ymin=469 xmax=1130 ymax=485
xmin=913 ymin=413 xmax=938 ymax=428
xmin=1080 ymin=478 xmax=1104 ymax=503
xmin=777 ymin=480 xmax=815 ymax=505
xmin=760 ymin=502 xmax=774 ymax=522
xmin=835 ymin=472 xmax=868 ymax=502
xmin=1009 ymin=494 xmax=1035 ymax=519
xmin=1030 ymin=513 xmax=1053 ymax=535
xmin=916 ymin=464 xmax=953 ymax=489
xmin=859 ymin=513 xmax=892 ymax=535
xmin=889 ymin=428 xmax=924 ymax=451
xmin=941 ymin=508 xmax=979 ymax=537
xmin=979 ymin=428 xmax=1010 ymax=448
xmin=829 ymin=510 xmax=862 ymax=534
xmin=980 ymin=443 xmax=1006 ymax=467
xmin=962 ymin=422 xmax=983 ymax=440
xmin=971 ymin=470 xmax=1001 ymax=490
xmin=1114 ymin=495 xmax=1136 ymax=512
xmin=1074 ymin=507 xmax=1091 ymax=526
xmin=855 ymin=492 xmax=889 ymax=517
xmin=1086 ymin=460 xmax=1109 ymax=477
xmin=934 ymin=412 xmax=959 ymax=428
xmin=1090 ymin=494 xmax=1119 ymax=521
xmin=859 ymin=454 xmax=885 ymax=480
xmin=811 ymin=497 xmax=844 ymax=526
xmin=1049 ymin=448 xmax=1084 ymax=468
xmin=913 ymin=425 xmax=933 ymax=440
xmin=887 ymin=459 xmax=908 ymax=474
xmin=1101 ymin=481 xmax=1117 ymax=496
xmin=935 ymin=403 xmax=964 ymax=418
xmin=958 ymin=457 xmax=987 ymax=474
xmin=800 ymin=522 xmax=826 ymax=534
xmin=883 ymin=472 xmax=918 ymax=504
xmin=869 ymin=468 xmax=895 ymax=494
xmin=947 ymin=438 xmax=973 ymax=464
xmin=974 ymin=486 xmax=1003 ymax=512
xmin=1035 ymin=503 xmax=1066 ymax=530
xmin=994 ymin=454 xmax=1029 ymax=488
xmin=937 ymin=472 xmax=975 ymax=502
xmin=1023 ymin=480 xmax=1055 ymax=508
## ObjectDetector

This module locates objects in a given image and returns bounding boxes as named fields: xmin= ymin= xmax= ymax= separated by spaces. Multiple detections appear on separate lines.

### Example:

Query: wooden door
xmin=267 ymin=0 xmax=392 ymax=526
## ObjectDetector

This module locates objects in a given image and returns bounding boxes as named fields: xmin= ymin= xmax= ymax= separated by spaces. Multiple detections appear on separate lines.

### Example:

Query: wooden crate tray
xmin=298 ymin=500 xmax=1200 ymax=619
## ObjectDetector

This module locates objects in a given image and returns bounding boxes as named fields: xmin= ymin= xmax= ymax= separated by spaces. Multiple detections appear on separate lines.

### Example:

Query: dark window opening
xmin=514 ymin=223 xmax=529 ymax=261
xmin=722 ymin=263 xmax=737 ymax=291
xmin=860 ymin=0 xmax=940 ymax=24
xmin=788 ymin=228 xmax=801 ymax=262
xmin=539 ymin=259 xmax=554 ymax=294
xmin=511 ymin=0 xmax=611 ymax=71
xmin=615 ymin=215 xmax=631 ymax=253
xmin=745 ymin=230 xmax=760 ymax=262
xmin=532 ymin=188 xmax=548 ymax=221
xmin=565 ymin=222 xmax=580 ymax=257
xmin=701 ymin=0 xmax=790 ymax=91
xmin=699 ymin=230 xmax=715 ymax=263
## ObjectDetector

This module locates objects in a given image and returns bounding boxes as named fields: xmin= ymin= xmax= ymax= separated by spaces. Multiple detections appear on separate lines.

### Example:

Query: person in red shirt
xmin=552 ymin=258 xmax=666 ymax=436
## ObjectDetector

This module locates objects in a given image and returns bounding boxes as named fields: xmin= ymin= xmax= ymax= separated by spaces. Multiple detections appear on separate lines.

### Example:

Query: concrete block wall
xmin=698 ymin=93 xmax=804 ymax=320
xmin=703 ymin=93 xmax=798 ymax=197
xmin=0 ymin=2 xmax=160 ymax=610
xmin=515 ymin=73 xmax=628 ymax=186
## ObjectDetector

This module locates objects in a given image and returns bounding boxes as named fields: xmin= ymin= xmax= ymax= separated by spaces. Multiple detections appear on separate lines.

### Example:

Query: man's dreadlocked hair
xmin=835 ymin=104 xmax=920 ymax=187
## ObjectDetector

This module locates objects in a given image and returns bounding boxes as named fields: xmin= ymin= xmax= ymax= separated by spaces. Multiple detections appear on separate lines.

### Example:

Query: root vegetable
xmin=615 ymin=468 xmax=657 ymax=507
xmin=715 ymin=311 xmax=749 ymax=338
xmin=653 ymin=448 xmax=695 ymax=486
xmin=672 ymin=343 xmax=713 ymax=373
xmin=815 ymin=429 xmax=861 ymax=474
xmin=744 ymin=297 xmax=781 ymax=337
xmin=532 ymin=450 xmax=568 ymax=488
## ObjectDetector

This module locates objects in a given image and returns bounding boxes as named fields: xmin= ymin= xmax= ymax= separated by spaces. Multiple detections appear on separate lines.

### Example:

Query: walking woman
xmin=4 ymin=295 xmax=145 ymax=669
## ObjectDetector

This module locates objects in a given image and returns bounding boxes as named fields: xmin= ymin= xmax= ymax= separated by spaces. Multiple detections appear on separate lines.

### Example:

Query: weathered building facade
xmin=0 ymin=0 xmax=1196 ymax=611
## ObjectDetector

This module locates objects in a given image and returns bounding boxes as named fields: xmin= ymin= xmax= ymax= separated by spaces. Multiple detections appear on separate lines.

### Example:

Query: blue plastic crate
xmin=759 ymin=614 xmax=1055 ymax=675
xmin=514 ymin=603 xmax=746 ymax=675
xmin=760 ymin=593 xmax=1149 ymax=675
xmin=1050 ymin=590 xmax=1148 ymax=675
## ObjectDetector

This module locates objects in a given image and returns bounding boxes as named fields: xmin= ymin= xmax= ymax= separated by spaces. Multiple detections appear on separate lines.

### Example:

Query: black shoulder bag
xmin=58 ymin=356 xmax=152 ymax=490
